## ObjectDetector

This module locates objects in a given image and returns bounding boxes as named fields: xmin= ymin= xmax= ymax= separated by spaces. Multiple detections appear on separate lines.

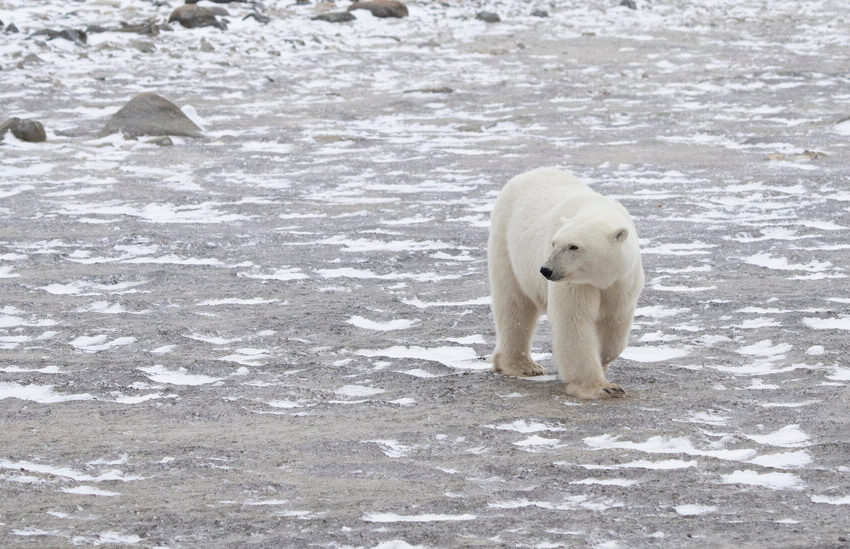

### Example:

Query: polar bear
xmin=488 ymin=167 xmax=644 ymax=400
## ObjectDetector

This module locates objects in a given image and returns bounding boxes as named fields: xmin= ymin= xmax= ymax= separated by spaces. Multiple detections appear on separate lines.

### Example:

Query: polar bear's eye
xmin=568 ymin=244 xmax=580 ymax=251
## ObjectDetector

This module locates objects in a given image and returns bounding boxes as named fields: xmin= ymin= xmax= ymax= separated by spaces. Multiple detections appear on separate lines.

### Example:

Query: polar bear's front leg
xmin=548 ymin=285 xmax=625 ymax=400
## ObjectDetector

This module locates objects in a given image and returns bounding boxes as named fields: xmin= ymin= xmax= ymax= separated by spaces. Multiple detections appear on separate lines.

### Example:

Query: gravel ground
xmin=1 ymin=1 xmax=849 ymax=547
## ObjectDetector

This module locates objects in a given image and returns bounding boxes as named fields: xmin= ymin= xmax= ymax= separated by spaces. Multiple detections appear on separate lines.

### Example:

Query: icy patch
xmin=198 ymin=298 xmax=280 ymax=306
xmin=347 ymin=316 xmax=419 ymax=331
xmin=514 ymin=435 xmax=561 ymax=448
xmin=238 ymin=267 xmax=309 ymax=281
xmin=365 ymin=440 xmax=412 ymax=458
xmin=489 ymin=420 xmax=566 ymax=433
xmin=363 ymin=513 xmax=476 ymax=523
xmin=0 ymin=382 xmax=93 ymax=404
xmin=811 ymin=494 xmax=850 ymax=505
xmin=0 ymin=266 xmax=20 ymax=278
xmin=674 ymin=504 xmax=717 ymax=516
xmin=489 ymin=495 xmax=622 ymax=512
xmin=218 ymin=348 xmax=271 ymax=366
xmin=747 ymin=450 xmax=812 ymax=469
xmin=138 ymin=365 xmax=223 ymax=386
xmin=335 ymin=385 xmax=385 ymax=398
xmin=744 ymin=425 xmax=810 ymax=447
xmin=571 ymin=478 xmax=639 ymax=487
xmin=70 ymin=335 xmax=136 ymax=353
xmin=584 ymin=434 xmax=757 ymax=462
xmin=576 ymin=459 xmax=697 ymax=470
xmin=401 ymin=296 xmax=490 ymax=308
xmin=355 ymin=345 xmax=486 ymax=370
xmin=743 ymin=253 xmax=831 ymax=272
xmin=634 ymin=305 xmax=690 ymax=318
xmin=61 ymin=486 xmax=121 ymax=497
xmin=721 ymin=470 xmax=804 ymax=490
xmin=802 ymin=316 xmax=850 ymax=330
xmin=620 ymin=345 xmax=690 ymax=362
xmin=738 ymin=340 xmax=792 ymax=357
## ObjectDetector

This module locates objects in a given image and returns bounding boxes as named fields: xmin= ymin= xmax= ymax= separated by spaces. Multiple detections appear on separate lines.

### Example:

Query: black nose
xmin=540 ymin=266 xmax=553 ymax=279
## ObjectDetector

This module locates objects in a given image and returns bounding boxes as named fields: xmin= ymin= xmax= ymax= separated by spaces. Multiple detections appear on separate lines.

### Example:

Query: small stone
xmin=168 ymin=5 xmax=227 ymax=30
xmin=145 ymin=136 xmax=174 ymax=147
xmin=5 ymin=23 xmax=19 ymax=33
xmin=31 ymin=28 xmax=87 ymax=44
xmin=476 ymin=11 xmax=501 ymax=23
xmin=117 ymin=19 xmax=163 ymax=36
xmin=531 ymin=9 xmax=549 ymax=17
xmin=312 ymin=11 xmax=356 ymax=23
xmin=0 ymin=118 xmax=47 ymax=143
xmin=348 ymin=0 xmax=409 ymax=18
xmin=620 ymin=0 xmax=637 ymax=9
xmin=99 ymin=92 xmax=203 ymax=138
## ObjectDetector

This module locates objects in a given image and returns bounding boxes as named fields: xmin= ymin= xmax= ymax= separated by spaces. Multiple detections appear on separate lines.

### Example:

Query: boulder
xmin=313 ymin=11 xmax=357 ymax=23
xmin=347 ymin=1 xmax=408 ymax=18
xmin=168 ymin=5 xmax=228 ymax=29
xmin=476 ymin=11 xmax=501 ymax=23
xmin=99 ymin=93 xmax=203 ymax=138
xmin=0 ymin=118 xmax=47 ymax=142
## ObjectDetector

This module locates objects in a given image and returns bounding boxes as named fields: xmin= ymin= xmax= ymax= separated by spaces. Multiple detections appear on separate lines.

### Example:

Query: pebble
xmin=99 ymin=92 xmax=204 ymax=138
xmin=476 ymin=11 xmax=501 ymax=23
xmin=348 ymin=1 xmax=409 ymax=18
xmin=313 ymin=12 xmax=357 ymax=23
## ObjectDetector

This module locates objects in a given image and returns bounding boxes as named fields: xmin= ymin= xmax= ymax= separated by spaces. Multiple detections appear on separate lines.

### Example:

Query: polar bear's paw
xmin=493 ymin=353 xmax=545 ymax=377
xmin=565 ymin=381 xmax=626 ymax=400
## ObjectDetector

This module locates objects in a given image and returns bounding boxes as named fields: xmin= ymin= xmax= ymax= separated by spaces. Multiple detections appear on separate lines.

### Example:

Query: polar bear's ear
xmin=612 ymin=228 xmax=629 ymax=243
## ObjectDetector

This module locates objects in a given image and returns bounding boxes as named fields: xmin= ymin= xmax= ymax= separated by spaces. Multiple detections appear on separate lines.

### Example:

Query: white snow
xmin=744 ymin=425 xmax=810 ymax=447
xmin=811 ymin=494 xmax=850 ymax=505
xmin=334 ymin=385 xmax=385 ymax=398
xmin=0 ymin=383 xmax=93 ymax=404
xmin=346 ymin=315 xmax=419 ymax=331
xmin=674 ymin=504 xmax=717 ymax=516
xmin=363 ymin=512 xmax=477 ymax=523
xmin=61 ymin=486 xmax=121 ymax=497
xmin=802 ymin=316 xmax=850 ymax=330
xmin=137 ymin=365 xmax=223 ymax=386
xmin=355 ymin=345 xmax=486 ymax=370
xmin=721 ymin=470 xmax=804 ymax=491
xmin=620 ymin=345 xmax=691 ymax=362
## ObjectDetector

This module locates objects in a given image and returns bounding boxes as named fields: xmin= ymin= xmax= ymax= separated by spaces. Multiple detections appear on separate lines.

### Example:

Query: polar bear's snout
xmin=540 ymin=265 xmax=554 ymax=280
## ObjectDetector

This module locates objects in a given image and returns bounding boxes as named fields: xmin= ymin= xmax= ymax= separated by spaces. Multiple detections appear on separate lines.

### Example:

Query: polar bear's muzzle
xmin=540 ymin=263 xmax=564 ymax=281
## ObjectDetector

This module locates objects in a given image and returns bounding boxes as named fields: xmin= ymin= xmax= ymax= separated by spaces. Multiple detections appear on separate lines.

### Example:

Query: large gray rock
xmin=0 ymin=118 xmax=47 ymax=142
xmin=313 ymin=11 xmax=357 ymax=23
xmin=168 ymin=5 xmax=227 ymax=30
xmin=99 ymin=93 xmax=203 ymax=138
xmin=348 ymin=1 xmax=408 ymax=18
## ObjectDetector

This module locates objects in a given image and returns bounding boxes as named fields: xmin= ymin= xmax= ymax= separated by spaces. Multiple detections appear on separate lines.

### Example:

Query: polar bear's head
xmin=540 ymin=216 xmax=633 ymax=289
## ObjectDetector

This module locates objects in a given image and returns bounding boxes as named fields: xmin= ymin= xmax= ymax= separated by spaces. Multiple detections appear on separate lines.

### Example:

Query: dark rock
xmin=31 ymin=28 xmax=87 ymax=44
xmin=0 ymin=118 xmax=47 ymax=143
xmin=186 ymin=0 xmax=246 ymax=3
xmin=99 ymin=93 xmax=203 ymax=138
xmin=348 ymin=1 xmax=409 ymax=18
xmin=86 ymin=24 xmax=111 ymax=34
xmin=6 ymin=23 xmax=19 ymax=33
xmin=168 ymin=5 xmax=228 ymax=30
xmin=243 ymin=11 xmax=271 ymax=24
xmin=531 ymin=9 xmax=549 ymax=17
xmin=312 ymin=11 xmax=357 ymax=23
xmin=476 ymin=11 xmax=501 ymax=23
xmin=620 ymin=0 xmax=637 ymax=9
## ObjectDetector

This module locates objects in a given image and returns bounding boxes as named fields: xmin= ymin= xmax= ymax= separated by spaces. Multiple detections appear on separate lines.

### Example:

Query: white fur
xmin=488 ymin=168 xmax=644 ymax=400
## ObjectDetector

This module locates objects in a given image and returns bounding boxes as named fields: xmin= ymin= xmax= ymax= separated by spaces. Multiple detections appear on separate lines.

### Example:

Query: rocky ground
xmin=1 ymin=0 xmax=849 ymax=547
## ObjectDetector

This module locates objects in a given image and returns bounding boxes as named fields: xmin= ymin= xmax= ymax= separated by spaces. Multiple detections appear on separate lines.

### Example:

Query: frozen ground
xmin=1 ymin=0 xmax=849 ymax=547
